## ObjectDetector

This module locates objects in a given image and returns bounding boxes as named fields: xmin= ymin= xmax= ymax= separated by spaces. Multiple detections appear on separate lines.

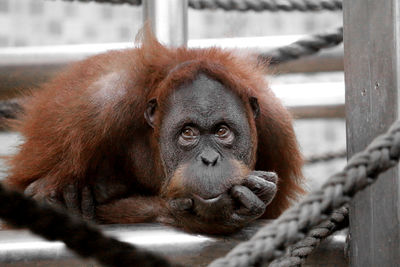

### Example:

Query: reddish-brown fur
xmin=6 ymin=31 xmax=303 ymax=225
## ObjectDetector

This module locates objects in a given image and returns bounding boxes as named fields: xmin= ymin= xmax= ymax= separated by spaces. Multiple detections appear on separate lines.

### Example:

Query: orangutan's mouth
xmin=192 ymin=193 xmax=223 ymax=204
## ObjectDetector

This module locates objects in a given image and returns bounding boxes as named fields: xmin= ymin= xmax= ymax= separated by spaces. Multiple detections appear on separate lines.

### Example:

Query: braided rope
xmin=259 ymin=27 xmax=343 ymax=65
xmin=189 ymin=0 xmax=342 ymax=12
xmin=56 ymin=0 xmax=342 ymax=12
xmin=55 ymin=0 xmax=142 ymax=5
xmin=0 ymin=184 xmax=178 ymax=267
xmin=305 ymin=149 xmax=347 ymax=164
xmin=270 ymin=205 xmax=348 ymax=266
xmin=209 ymin=119 xmax=400 ymax=266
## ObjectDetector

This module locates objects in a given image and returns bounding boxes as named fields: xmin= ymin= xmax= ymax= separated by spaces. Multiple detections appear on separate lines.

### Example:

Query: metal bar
xmin=344 ymin=0 xmax=400 ymax=266
xmin=274 ymin=81 xmax=345 ymax=119
xmin=273 ymin=50 xmax=343 ymax=73
xmin=0 ymin=222 xmax=347 ymax=267
xmin=143 ymin=0 xmax=188 ymax=46
xmin=288 ymin=104 xmax=344 ymax=119
xmin=0 ymin=37 xmax=342 ymax=99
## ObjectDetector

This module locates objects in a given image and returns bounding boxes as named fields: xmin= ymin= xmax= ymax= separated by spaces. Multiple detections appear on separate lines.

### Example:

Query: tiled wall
xmin=0 ymin=0 xmax=142 ymax=46
xmin=0 ymin=0 xmax=342 ymax=46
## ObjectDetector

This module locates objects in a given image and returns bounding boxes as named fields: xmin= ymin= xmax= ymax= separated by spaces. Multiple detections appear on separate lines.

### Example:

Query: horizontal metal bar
xmin=0 ymin=221 xmax=347 ymax=266
xmin=0 ymin=35 xmax=323 ymax=65
xmin=274 ymin=50 xmax=343 ymax=73
xmin=274 ymin=81 xmax=345 ymax=119
xmin=0 ymin=35 xmax=343 ymax=99
xmin=289 ymin=104 xmax=345 ymax=119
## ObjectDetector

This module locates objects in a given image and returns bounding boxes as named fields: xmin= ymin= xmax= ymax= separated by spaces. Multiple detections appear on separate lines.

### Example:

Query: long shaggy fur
xmin=6 ymin=30 xmax=303 ymax=220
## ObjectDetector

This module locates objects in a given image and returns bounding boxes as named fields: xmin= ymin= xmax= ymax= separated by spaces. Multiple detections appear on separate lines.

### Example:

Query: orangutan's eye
xmin=215 ymin=126 xmax=229 ymax=138
xmin=178 ymin=126 xmax=199 ymax=147
xmin=215 ymin=125 xmax=234 ymax=144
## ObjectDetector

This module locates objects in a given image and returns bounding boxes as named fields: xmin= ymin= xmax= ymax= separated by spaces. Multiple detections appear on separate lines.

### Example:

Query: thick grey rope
xmin=56 ymin=0 xmax=342 ymax=12
xmin=209 ymin=119 xmax=400 ymax=267
xmin=270 ymin=152 xmax=349 ymax=266
xmin=0 ymin=183 xmax=178 ymax=267
xmin=259 ymin=27 xmax=343 ymax=65
xmin=305 ymin=149 xmax=347 ymax=164
xmin=272 ymin=150 xmax=348 ymax=264
xmin=269 ymin=205 xmax=348 ymax=266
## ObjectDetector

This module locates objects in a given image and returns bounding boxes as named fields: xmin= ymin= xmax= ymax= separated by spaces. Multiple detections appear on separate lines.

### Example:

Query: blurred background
xmin=0 ymin=0 xmax=345 ymax=193
xmin=0 ymin=0 xmax=341 ymax=45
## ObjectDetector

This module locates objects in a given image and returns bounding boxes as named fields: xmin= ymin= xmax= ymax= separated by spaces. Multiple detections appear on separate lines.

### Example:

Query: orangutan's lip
xmin=193 ymin=194 xmax=223 ymax=204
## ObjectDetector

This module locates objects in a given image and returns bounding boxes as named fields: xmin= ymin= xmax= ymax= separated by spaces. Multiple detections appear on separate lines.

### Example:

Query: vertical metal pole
xmin=344 ymin=0 xmax=400 ymax=266
xmin=142 ymin=0 xmax=188 ymax=47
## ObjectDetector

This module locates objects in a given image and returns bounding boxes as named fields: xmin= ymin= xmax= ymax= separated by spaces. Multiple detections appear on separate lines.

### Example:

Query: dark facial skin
xmin=159 ymin=74 xmax=254 ymax=198
xmin=154 ymin=74 xmax=278 ymax=233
